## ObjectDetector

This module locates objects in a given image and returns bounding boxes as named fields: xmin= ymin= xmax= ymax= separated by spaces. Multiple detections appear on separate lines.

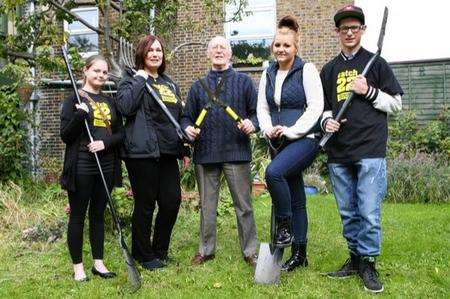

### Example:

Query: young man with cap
xmin=319 ymin=5 xmax=403 ymax=293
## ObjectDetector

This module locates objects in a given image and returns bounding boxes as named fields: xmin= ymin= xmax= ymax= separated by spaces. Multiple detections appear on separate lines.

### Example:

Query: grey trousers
xmin=195 ymin=162 xmax=258 ymax=257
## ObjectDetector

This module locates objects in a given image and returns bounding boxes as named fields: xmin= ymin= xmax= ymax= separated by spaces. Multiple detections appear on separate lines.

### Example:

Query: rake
xmin=119 ymin=38 xmax=192 ymax=142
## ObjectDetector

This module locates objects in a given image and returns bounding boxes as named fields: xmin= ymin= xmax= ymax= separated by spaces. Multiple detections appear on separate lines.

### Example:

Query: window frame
xmin=63 ymin=6 xmax=99 ymax=57
xmin=224 ymin=0 xmax=276 ymax=43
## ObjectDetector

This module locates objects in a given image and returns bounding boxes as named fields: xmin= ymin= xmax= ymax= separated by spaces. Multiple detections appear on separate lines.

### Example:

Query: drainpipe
xmin=25 ymin=0 xmax=41 ymax=180
xmin=149 ymin=8 xmax=155 ymax=34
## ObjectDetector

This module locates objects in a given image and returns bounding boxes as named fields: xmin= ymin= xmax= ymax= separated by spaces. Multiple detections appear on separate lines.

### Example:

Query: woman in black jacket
xmin=117 ymin=35 xmax=189 ymax=270
xmin=60 ymin=55 xmax=123 ymax=282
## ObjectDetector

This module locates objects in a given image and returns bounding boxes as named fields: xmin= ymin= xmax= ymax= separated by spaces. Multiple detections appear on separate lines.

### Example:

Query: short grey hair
xmin=207 ymin=36 xmax=232 ymax=53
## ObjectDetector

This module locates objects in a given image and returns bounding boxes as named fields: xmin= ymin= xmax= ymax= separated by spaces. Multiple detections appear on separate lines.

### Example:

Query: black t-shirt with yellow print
xmin=320 ymin=47 xmax=403 ymax=163
xmin=78 ymin=91 xmax=118 ymax=174
xmin=147 ymin=75 xmax=184 ymax=156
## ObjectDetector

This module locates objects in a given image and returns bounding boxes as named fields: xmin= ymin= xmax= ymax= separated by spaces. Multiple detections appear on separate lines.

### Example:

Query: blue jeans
xmin=265 ymin=137 xmax=319 ymax=244
xmin=328 ymin=158 xmax=387 ymax=257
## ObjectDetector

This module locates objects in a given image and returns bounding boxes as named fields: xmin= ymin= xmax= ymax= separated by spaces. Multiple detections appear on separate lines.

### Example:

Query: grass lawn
xmin=0 ymin=190 xmax=449 ymax=298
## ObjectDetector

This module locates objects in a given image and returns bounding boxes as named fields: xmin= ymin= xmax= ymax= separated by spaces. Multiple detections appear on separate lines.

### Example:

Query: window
xmin=225 ymin=0 xmax=276 ymax=67
xmin=64 ymin=7 xmax=99 ymax=56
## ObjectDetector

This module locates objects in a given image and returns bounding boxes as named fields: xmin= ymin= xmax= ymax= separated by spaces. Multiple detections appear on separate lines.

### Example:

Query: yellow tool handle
xmin=225 ymin=106 xmax=242 ymax=123
xmin=195 ymin=108 xmax=208 ymax=128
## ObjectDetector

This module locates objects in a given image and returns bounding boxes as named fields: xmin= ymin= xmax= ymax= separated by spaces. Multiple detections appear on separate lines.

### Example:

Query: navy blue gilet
xmin=265 ymin=56 xmax=306 ymax=127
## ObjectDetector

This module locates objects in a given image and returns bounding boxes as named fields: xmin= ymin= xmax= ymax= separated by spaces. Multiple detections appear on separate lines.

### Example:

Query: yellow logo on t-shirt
xmin=91 ymin=102 xmax=111 ymax=127
xmin=153 ymin=84 xmax=177 ymax=104
xmin=336 ymin=69 xmax=358 ymax=102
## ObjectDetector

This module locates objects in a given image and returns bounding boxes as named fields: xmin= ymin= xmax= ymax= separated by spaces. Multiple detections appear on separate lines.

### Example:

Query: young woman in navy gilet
xmin=257 ymin=15 xmax=324 ymax=272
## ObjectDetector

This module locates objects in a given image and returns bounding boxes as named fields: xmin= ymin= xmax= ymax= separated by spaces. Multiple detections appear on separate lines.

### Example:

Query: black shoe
xmin=326 ymin=252 xmax=359 ymax=279
xmin=141 ymin=258 xmax=166 ymax=271
xmin=274 ymin=217 xmax=292 ymax=247
xmin=74 ymin=276 xmax=90 ymax=282
xmin=359 ymin=257 xmax=384 ymax=293
xmin=282 ymin=243 xmax=308 ymax=272
xmin=91 ymin=267 xmax=117 ymax=279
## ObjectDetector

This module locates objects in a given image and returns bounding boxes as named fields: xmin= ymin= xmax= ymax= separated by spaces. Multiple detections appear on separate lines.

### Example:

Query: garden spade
xmin=254 ymin=206 xmax=285 ymax=284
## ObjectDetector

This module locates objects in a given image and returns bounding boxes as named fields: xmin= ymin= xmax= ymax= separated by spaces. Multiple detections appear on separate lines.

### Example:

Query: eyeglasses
xmin=338 ymin=25 xmax=365 ymax=34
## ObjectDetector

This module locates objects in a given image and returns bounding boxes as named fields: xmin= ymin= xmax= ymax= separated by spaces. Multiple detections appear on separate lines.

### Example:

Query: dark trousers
xmin=67 ymin=172 xmax=113 ymax=264
xmin=265 ymin=137 xmax=318 ymax=244
xmin=125 ymin=156 xmax=181 ymax=262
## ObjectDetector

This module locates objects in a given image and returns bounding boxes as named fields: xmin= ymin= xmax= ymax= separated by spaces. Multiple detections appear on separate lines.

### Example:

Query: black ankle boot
xmin=274 ymin=217 xmax=292 ymax=247
xmin=282 ymin=243 xmax=308 ymax=271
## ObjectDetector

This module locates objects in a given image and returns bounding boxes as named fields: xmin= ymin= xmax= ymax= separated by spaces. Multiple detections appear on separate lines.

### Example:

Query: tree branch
xmin=6 ymin=50 xmax=36 ymax=60
xmin=46 ymin=0 xmax=119 ymax=42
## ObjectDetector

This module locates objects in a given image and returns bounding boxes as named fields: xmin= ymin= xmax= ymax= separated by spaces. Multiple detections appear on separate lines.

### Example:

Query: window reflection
xmin=225 ymin=0 xmax=275 ymax=67
xmin=66 ymin=7 xmax=99 ymax=55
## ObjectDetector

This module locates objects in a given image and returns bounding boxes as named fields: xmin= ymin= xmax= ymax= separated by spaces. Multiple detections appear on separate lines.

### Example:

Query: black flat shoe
xmin=74 ymin=276 xmax=90 ymax=282
xmin=91 ymin=267 xmax=117 ymax=279
xmin=141 ymin=258 xmax=166 ymax=271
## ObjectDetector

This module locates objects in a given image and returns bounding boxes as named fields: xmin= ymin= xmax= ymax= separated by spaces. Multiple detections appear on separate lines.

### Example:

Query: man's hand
xmin=88 ymin=140 xmax=105 ymax=153
xmin=351 ymin=75 xmax=369 ymax=95
xmin=185 ymin=126 xmax=200 ymax=140
xmin=182 ymin=156 xmax=190 ymax=170
xmin=265 ymin=125 xmax=284 ymax=139
xmin=238 ymin=119 xmax=255 ymax=135
xmin=325 ymin=119 xmax=347 ymax=133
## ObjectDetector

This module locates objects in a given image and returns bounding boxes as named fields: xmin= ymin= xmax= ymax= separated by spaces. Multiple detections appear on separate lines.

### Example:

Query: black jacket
xmin=59 ymin=93 xmax=124 ymax=192
xmin=117 ymin=69 xmax=187 ymax=159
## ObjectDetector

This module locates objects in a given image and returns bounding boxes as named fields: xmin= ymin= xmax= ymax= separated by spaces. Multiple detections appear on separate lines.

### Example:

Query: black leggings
xmin=125 ymin=156 xmax=181 ymax=262
xmin=67 ymin=173 xmax=113 ymax=264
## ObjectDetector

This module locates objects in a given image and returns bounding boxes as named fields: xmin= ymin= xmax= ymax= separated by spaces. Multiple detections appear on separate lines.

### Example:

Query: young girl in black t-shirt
xmin=60 ymin=55 xmax=124 ymax=282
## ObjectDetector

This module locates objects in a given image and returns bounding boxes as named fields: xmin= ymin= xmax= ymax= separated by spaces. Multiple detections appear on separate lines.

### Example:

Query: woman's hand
xmin=265 ymin=125 xmax=284 ymax=139
xmin=88 ymin=140 xmax=105 ymax=153
xmin=75 ymin=103 xmax=89 ymax=113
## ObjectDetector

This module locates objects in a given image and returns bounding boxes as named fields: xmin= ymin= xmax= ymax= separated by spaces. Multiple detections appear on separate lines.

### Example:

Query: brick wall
xmin=38 ymin=88 xmax=71 ymax=161
xmin=37 ymin=1 xmax=352 ymax=171
xmin=169 ymin=0 xmax=351 ymax=98
xmin=277 ymin=0 xmax=350 ymax=69
xmin=168 ymin=0 xmax=223 ymax=97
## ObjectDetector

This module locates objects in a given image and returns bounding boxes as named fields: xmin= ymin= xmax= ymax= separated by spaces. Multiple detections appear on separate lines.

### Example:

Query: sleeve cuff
xmin=364 ymin=85 xmax=379 ymax=102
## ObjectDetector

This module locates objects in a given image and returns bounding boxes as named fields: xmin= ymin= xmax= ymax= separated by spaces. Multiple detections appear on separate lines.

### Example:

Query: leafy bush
xmin=0 ymin=82 xmax=29 ymax=181
xmin=110 ymin=163 xmax=134 ymax=226
xmin=387 ymin=153 xmax=449 ymax=203
xmin=388 ymin=109 xmax=449 ymax=159
xmin=250 ymin=135 xmax=270 ymax=182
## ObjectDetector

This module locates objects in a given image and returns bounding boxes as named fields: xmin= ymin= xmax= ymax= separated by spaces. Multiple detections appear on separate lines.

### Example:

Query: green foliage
xmin=387 ymin=153 xmax=450 ymax=203
xmin=388 ymin=109 xmax=450 ymax=159
xmin=111 ymin=163 xmax=133 ymax=226
xmin=0 ymin=76 xmax=29 ymax=181
xmin=411 ymin=109 xmax=449 ymax=153
xmin=180 ymin=161 xmax=197 ymax=191
xmin=250 ymin=135 xmax=270 ymax=182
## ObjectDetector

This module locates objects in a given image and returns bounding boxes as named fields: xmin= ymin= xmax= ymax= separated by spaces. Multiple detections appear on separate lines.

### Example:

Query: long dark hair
xmin=135 ymin=35 xmax=166 ymax=75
